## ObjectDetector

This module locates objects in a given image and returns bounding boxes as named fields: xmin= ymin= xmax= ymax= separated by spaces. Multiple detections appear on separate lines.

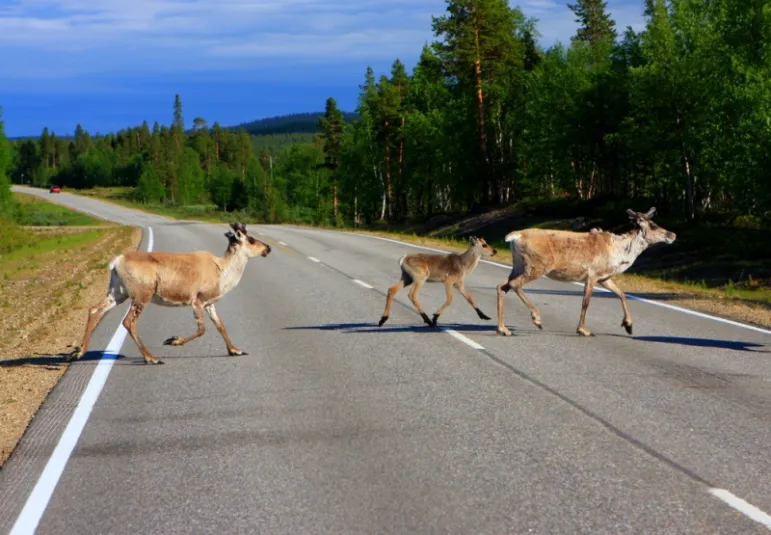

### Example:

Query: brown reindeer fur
xmin=70 ymin=222 xmax=271 ymax=364
xmin=496 ymin=207 xmax=676 ymax=337
xmin=379 ymin=236 xmax=497 ymax=327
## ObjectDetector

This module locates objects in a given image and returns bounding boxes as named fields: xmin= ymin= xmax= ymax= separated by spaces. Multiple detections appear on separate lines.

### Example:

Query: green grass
xmin=13 ymin=192 xmax=103 ymax=226
xmin=0 ymin=229 xmax=108 ymax=277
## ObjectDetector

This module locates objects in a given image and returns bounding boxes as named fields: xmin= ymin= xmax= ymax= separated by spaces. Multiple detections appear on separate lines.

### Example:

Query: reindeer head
xmin=626 ymin=207 xmax=676 ymax=245
xmin=225 ymin=222 xmax=272 ymax=257
xmin=469 ymin=236 xmax=497 ymax=257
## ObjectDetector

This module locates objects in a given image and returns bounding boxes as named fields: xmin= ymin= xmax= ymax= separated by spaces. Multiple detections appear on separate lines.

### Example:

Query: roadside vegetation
xmin=1 ymin=110 xmax=143 ymax=466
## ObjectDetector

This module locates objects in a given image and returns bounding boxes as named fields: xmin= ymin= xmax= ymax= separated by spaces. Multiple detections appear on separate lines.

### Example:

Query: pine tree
xmin=568 ymin=0 xmax=617 ymax=45
xmin=318 ymin=97 xmax=346 ymax=221
xmin=173 ymin=94 xmax=184 ymax=131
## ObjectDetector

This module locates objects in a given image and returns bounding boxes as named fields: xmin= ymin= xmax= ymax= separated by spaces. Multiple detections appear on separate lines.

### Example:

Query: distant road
xmin=2 ymin=185 xmax=770 ymax=534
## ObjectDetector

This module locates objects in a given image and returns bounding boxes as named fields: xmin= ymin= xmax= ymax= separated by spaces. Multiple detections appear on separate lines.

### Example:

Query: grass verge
xmin=13 ymin=192 xmax=105 ymax=226
xmin=0 ymin=197 xmax=141 ymax=467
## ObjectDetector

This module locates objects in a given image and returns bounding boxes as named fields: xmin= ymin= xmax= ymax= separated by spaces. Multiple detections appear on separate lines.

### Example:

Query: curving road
xmin=3 ymin=185 xmax=771 ymax=534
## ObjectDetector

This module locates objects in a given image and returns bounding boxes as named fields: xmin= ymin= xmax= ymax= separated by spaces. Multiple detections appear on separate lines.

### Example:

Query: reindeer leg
xmin=205 ymin=304 xmax=246 ymax=356
xmin=379 ymin=271 xmax=412 ymax=327
xmin=497 ymin=270 xmax=545 ymax=336
xmin=431 ymin=281 xmax=455 ymax=326
xmin=496 ymin=280 xmax=513 ymax=336
xmin=407 ymin=277 xmax=433 ymax=327
xmin=122 ymin=295 xmax=162 ymax=364
xmin=69 ymin=271 xmax=128 ymax=360
xmin=599 ymin=278 xmax=633 ymax=335
xmin=577 ymin=278 xmax=597 ymax=337
xmin=456 ymin=280 xmax=490 ymax=320
xmin=164 ymin=300 xmax=206 ymax=346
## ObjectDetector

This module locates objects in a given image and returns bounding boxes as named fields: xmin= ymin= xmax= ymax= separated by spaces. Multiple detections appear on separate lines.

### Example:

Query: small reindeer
xmin=69 ymin=222 xmax=271 ymax=365
xmin=378 ymin=236 xmax=497 ymax=327
xmin=496 ymin=207 xmax=676 ymax=337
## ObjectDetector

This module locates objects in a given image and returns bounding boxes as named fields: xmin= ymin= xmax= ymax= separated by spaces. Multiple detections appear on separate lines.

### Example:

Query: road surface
xmin=3 ymin=185 xmax=770 ymax=534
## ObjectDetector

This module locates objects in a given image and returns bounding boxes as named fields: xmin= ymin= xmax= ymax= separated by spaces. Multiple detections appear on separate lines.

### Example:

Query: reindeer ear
xmin=644 ymin=207 xmax=656 ymax=218
xmin=224 ymin=231 xmax=238 ymax=245
xmin=626 ymin=209 xmax=638 ymax=219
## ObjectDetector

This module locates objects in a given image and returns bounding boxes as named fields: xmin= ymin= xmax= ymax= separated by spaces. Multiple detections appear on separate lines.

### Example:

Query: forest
xmin=2 ymin=0 xmax=770 ymax=232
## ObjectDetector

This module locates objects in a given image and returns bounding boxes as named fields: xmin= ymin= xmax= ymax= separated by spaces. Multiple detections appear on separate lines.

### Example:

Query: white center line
xmin=441 ymin=328 xmax=485 ymax=350
xmin=352 ymin=279 xmax=373 ymax=289
xmin=709 ymin=489 xmax=771 ymax=530
xmin=9 ymin=226 xmax=154 ymax=535
xmin=308 ymin=256 xmax=321 ymax=263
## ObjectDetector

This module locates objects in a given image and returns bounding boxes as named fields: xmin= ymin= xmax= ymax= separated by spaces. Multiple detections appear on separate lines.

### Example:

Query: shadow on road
xmin=284 ymin=322 xmax=514 ymax=335
xmin=0 ymin=351 xmax=128 ymax=368
xmin=631 ymin=335 xmax=770 ymax=353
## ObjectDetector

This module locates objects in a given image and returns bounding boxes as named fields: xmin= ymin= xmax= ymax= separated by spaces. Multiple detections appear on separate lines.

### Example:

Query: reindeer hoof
xmin=67 ymin=348 xmax=84 ymax=361
xmin=577 ymin=328 xmax=594 ymax=337
xmin=378 ymin=316 xmax=389 ymax=327
xmin=476 ymin=308 xmax=491 ymax=320
xmin=622 ymin=321 xmax=633 ymax=335
xmin=145 ymin=358 xmax=164 ymax=365
xmin=420 ymin=312 xmax=433 ymax=326
xmin=534 ymin=321 xmax=543 ymax=330
xmin=163 ymin=336 xmax=182 ymax=346
xmin=431 ymin=314 xmax=440 ymax=327
xmin=497 ymin=327 xmax=512 ymax=337
xmin=228 ymin=349 xmax=247 ymax=356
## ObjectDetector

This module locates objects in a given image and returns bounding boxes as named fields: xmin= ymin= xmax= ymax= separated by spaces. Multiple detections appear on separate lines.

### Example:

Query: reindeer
xmin=69 ymin=222 xmax=271 ymax=365
xmin=496 ymin=207 xmax=676 ymax=337
xmin=378 ymin=236 xmax=497 ymax=328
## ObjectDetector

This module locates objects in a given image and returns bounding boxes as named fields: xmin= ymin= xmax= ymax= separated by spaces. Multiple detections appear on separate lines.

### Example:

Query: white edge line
xmin=442 ymin=328 xmax=485 ymax=350
xmin=308 ymin=256 xmax=321 ymax=263
xmin=352 ymin=279 xmax=373 ymax=289
xmin=278 ymin=241 xmax=287 ymax=246
xmin=709 ymin=489 xmax=771 ymax=530
xmin=9 ymin=226 xmax=154 ymax=535
xmin=342 ymin=231 xmax=771 ymax=336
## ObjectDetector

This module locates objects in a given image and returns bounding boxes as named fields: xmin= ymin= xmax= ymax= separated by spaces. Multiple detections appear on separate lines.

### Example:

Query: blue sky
xmin=0 ymin=0 xmax=646 ymax=137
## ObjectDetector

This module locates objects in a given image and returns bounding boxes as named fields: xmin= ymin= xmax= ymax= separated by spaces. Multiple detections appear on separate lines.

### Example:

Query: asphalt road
xmin=3 ymin=185 xmax=770 ymax=534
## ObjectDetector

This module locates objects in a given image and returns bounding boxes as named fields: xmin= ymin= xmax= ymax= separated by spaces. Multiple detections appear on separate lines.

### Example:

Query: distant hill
xmin=232 ymin=111 xmax=359 ymax=136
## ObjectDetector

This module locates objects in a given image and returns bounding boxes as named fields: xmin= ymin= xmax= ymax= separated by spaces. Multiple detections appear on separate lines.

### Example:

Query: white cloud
xmin=0 ymin=0 xmax=646 ymax=80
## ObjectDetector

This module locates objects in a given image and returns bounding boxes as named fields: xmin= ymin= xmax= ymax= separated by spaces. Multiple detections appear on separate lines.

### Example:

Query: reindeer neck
xmin=609 ymin=229 xmax=648 ymax=272
xmin=458 ymin=244 xmax=482 ymax=272
xmin=218 ymin=246 xmax=250 ymax=295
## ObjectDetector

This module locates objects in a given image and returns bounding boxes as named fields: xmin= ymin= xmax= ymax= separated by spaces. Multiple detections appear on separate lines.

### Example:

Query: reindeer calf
xmin=378 ymin=236 xmax=497 ymax=327
xmin=496 ymin=207 xmax=676 ymax=337
xmin=69 ymin=222 xmax=271 ymax=364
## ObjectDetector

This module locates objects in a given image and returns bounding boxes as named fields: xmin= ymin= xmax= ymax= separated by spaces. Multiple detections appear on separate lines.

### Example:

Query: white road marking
xmin=442 ymin=328 xmax=485 ymax=350
xmin=278 ymin=241 xmax=287 ymax=246
xmin=352 ymin=279 xmax=373 ymax=289
xmin=308 ymin=256 xmax=321 ymax=263
xmin=345 ymin=231 xmax=771 ymax=336
xmin=709 ymin=489 xmax=771 ymax=530
xmin=9 ymin=226 xmax=154 ymax=535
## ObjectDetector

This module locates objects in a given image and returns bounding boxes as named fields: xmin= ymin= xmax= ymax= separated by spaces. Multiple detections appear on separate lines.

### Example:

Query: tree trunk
xmin=472 ymin=8 xmax=489 ymax=203
xmin=384 ymin=121 xmax=392 ymax=218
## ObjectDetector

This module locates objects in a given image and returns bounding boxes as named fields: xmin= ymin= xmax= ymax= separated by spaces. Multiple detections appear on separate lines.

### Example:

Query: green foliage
xmin=0 ymin=107 xmax=15 ymax=218
xmin=12 ymin=193 xmax=101 ymax=226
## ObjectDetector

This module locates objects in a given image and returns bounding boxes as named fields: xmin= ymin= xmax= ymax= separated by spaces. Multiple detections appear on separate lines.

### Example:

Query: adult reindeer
xmin=496 ymin=207 xmax=676 ymax=337
xmin=378 ymin=236 xmax=497 ymax=327
xmin=69 ymin=222 xmax=271 ymax=364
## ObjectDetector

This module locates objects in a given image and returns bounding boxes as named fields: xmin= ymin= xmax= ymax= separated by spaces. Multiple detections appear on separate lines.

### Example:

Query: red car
xmin=49 ymin=185 xmax=61 ymax=193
